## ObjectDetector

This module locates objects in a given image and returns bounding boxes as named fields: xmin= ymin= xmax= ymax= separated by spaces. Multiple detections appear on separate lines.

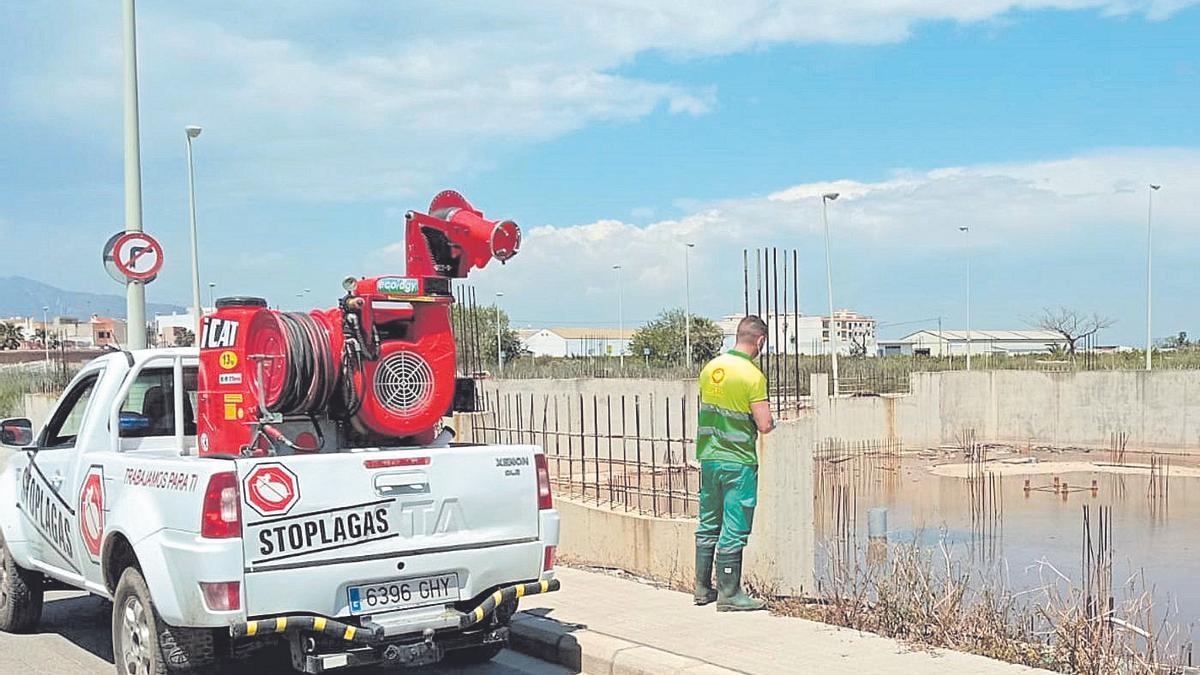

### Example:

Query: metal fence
xmin=466 ymin=390 xmax=699 ymax=518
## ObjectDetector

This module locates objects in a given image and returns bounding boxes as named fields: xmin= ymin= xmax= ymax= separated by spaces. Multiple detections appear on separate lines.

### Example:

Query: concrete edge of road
xmin=509 ymin=611 xmax=740 ymax=675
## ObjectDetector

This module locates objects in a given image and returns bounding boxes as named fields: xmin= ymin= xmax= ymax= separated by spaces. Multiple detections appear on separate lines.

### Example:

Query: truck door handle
xmin=49 ymin=475 xmax=64 ymax=491
xmin=374 ymin=471 xmax=430 ymax=497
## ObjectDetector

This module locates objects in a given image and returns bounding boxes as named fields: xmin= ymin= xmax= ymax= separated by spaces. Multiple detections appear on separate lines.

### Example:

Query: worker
xmin=693 ymin=315 xmax=775 ymax=611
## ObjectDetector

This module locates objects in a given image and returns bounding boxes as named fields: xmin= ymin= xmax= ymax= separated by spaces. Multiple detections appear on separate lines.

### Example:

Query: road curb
xmin=510 ymin=612 xmax=740 ymax=674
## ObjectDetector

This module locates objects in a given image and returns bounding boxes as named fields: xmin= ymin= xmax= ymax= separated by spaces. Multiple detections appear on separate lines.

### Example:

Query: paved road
xmin=1 ymin=591 xmax=573 ymax=675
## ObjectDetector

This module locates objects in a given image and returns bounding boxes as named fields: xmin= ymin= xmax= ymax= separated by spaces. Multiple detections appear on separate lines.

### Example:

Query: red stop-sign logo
xmin=79 ymin=467 xmax=105 ymax=561
xmin=243 ymin=463 xmax=300 ymax=517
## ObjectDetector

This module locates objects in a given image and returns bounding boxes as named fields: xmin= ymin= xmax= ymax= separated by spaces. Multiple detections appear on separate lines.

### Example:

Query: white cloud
xmin=415 ymin=148 xmax=1200 ymax=328
xmin=3 ymin=1 xmax=1195 ymax=203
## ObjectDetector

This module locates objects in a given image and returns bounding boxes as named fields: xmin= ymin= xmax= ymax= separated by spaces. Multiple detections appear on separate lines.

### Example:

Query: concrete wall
xmin=918 ymin=370 xmax=1200 ymax=451
xmin=807 ymin=370 xmax=1200 ymax=452
xmin=21 ymin=393 xmax=57 ymax=432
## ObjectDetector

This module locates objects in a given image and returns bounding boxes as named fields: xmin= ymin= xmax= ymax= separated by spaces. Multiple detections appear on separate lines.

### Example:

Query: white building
xmin=518 ymin=327 xmax=634 ymax=358
xmin=718 ymin=309 xmax=877 ymax=357
xmin=154 ymin=310 xmax=207 ymax=347
xmin=878 ymin=329 xmax=1068 ymax=357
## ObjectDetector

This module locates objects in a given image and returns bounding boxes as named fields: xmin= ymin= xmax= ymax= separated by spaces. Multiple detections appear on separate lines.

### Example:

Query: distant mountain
xmin=0 ymin=276 xmax=185 ymax=320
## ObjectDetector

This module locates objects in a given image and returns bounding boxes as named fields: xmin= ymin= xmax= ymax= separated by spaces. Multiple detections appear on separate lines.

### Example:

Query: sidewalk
xmin=512 ymin=567 xmax=1050 ymax=675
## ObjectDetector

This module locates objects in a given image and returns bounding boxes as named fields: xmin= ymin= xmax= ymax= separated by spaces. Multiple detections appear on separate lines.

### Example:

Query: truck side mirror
xmin=0 ymin=418 xmax=34 ymax=448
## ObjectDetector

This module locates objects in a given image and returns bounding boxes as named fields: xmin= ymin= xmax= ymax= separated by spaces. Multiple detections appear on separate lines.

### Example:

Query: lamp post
xmin=821 ymin=193 xmax=840 ymax=396
xmin=495 ymin=292 xmax=504 ymax=376
xmin=41 ymin=306 xmax=50 ymax=367
xmin=296 ymin=288 xmax=311 ymax=309
xmin=123 ymin=0 xmax=147 ymax=349
xmin=613 ymin=265 xmax=624 ymax=372
xmin=1146 ymin=184 xmax=1162 ymax=371
xmin=959 ymin=226 xmax=972 ymax=371
xmin=185 ymin=125 xmax=203 ymax=334
xmin=207 ymin=282 xmax=216 ymax=309
xmin=684 ymin=242 xmax=695 ymax=368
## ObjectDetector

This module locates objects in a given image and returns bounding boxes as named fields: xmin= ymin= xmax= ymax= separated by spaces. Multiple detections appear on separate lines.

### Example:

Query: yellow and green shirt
xmin=697 ymin=349 xmax=768 ymax=466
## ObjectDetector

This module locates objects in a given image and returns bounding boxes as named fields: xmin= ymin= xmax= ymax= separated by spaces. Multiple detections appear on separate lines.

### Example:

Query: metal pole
xmin=495 ymin=292 xmax=504 ymax=375
xmin=185 ymin=127 xmax=203 ymax=335
xmin=822 ymin=194 xmax=840 ymax=396
xmin=208 ymin=282 xmax=216 ymax=308
xmin=938 ymin=315 xmax=944 ymax=361
xmin=960 ymin=226 xmax=971 ymax=371
xmin=123 ymin=0 xmax=146 ymax=349
xmin=1146 ymin=184 xmax=1161 ymax=371
xmin=42 ymin=307 xmax=50 ymax=367
xmin=684 ymin=243 xmax=694 ymax=368
xmin=614 ymin=265 xmax=624 ymax=372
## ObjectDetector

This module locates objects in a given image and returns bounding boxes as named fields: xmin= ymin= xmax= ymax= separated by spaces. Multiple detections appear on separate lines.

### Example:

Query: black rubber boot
xmin=715 ymin=550 xmax=765 ymax=612
xmin=694 ymin=544 xmax=718 ymax=606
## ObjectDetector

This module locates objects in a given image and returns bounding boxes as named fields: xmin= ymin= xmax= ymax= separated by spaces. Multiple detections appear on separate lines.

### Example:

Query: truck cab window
xmin=41 ymin=373 xmax=101 ymax=448
xmin=119 ymin=368 xmax=198 ymax=438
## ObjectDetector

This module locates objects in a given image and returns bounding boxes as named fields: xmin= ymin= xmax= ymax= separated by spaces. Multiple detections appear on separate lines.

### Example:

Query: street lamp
xmin=821 ymin=193 xmax=840 ymax=396
xmin=185 ymin=125 xmax=203 ymax=334
xmin=41 ymin=306 xmax=50 ymax=367
xmin=613 ymin=265 xmax=624 ymax=372
xmin=684 ymin=242 xmax=695 ymax=368
xmin=959 ymin=226 xmax=972 ymax=371
xmin=296 ymin=288 xmax=311 ymax=308
xmin=495 ymin=292 xmax=505 ymax=376
xmin=1146 ymin=184 xmax=1162 ymax=371
xmin=207 ymin=282 xmax=216 ymax=308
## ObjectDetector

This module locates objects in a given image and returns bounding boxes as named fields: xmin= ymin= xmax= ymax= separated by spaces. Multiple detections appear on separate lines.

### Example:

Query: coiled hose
xmin=244 ymin=312 xmax=335 ymax=456
xmin=272 ymin=312 xmax=336 ymax=415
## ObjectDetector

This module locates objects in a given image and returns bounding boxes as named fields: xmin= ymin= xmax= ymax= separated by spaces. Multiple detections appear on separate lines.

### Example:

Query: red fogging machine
xmin=195 ymin=191 xmax=520 ymax=456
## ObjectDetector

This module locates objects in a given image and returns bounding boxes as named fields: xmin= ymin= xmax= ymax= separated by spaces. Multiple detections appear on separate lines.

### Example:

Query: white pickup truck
xmin=0 ymin=347 xmax=559 ymax=673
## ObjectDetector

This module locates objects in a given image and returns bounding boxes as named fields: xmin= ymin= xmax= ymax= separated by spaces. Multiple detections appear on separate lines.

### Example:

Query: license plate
xmin=347 ymin=573 xmax=460 ymax=615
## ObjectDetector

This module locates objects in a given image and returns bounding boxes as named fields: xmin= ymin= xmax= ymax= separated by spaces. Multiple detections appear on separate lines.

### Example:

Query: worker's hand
xmin=750 ymin=401 xmax=774 ymax=434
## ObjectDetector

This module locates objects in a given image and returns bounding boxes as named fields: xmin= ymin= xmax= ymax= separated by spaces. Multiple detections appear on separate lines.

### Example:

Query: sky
xmin=1 ymin=1 xmax=1198 ymax=344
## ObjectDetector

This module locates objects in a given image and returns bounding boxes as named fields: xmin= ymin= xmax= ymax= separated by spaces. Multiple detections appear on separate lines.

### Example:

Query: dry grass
xmin=773 ymin=539 xmax=1195 ymax=674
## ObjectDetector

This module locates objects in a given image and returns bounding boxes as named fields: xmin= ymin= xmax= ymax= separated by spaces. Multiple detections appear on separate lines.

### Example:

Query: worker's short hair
xmin=737 ymin=315 xmax=768 ymax=342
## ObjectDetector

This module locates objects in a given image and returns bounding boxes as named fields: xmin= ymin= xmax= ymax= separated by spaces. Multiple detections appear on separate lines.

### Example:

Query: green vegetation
xmin=0 ymin=323 xmax=24 ymax=350
xmin=0 ymin=366 xmax=75 ymax=417
xmin=451 ymin=303 xmax=522 ymax=373
xmin=628 ymin=309 xmax=724 ymax=366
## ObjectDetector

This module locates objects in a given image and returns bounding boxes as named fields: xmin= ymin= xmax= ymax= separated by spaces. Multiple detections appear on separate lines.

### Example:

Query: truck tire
xmin=112 ymin=567 xmax=220 ymax=674
xmin=443 ymin=643 xmax=504 ymax=666
xmin=0 ymin=535 xmax=44 ymax=633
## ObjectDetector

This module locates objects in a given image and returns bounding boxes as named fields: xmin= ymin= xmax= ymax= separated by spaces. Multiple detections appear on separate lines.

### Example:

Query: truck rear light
xmin=543 ymin=545 xmax=556 ymax=572
xmin=199 ymin=581 xmax=241 ymax=612
xmin=535 ymin=454 xmax=553 ymax=510
xmin=201 ymin=471 xmax=241 ymax=539
xmin=364 ymin=456 xmax=430 ymax=469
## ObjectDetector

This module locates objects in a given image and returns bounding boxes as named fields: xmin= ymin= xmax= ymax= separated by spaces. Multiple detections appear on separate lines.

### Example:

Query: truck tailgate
xmin=237 ymin=444 xmax=544 ymax=617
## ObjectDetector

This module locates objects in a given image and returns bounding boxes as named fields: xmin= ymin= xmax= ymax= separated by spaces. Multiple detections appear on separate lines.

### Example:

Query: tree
xmin=174 ymin=328 xmax=196 ymax=347
xmin=1031 ymin=307 xmax=1115 ymax=355
xmin=450 ymin=303 xmax=522 ymax=374
xmin=629 ymin=309 xmax=724 ymax=366
xmin=0 ymin=323 xmax=24 ymax=350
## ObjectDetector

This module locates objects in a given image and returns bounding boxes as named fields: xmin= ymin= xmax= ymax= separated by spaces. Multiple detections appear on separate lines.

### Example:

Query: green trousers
xmin=695 ymin=460 xmax=758 ymax=553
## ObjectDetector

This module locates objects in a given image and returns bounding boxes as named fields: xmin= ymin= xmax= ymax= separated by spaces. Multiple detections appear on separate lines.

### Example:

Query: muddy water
xmin=816 ymin=451 xmax=1200 ymax=640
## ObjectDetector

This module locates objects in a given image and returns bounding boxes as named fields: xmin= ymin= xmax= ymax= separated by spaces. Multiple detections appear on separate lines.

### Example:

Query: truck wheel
xmin=443 ymin=643 xmax=504 ymax=666
xmin=112 ymin=567 xmax=219 ymax=674
xmin=0 ymin=535 xmax=44 ymax=633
